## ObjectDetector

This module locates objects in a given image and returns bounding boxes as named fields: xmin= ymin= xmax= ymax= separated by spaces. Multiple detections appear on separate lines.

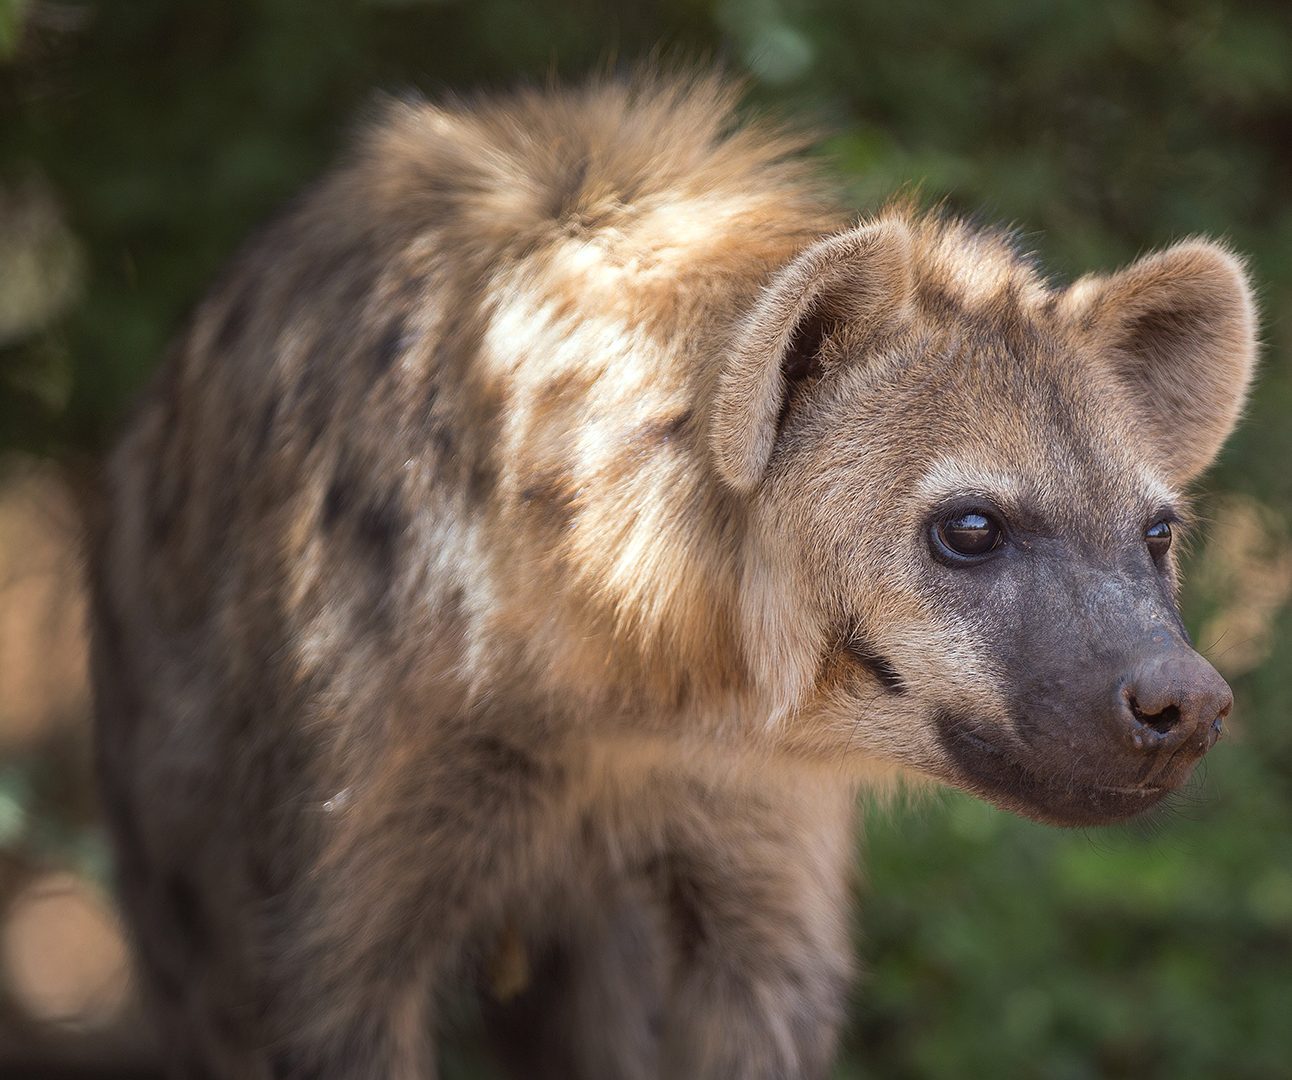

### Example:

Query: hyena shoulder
xmin=107 ymin=75 xmax=853 ymax=716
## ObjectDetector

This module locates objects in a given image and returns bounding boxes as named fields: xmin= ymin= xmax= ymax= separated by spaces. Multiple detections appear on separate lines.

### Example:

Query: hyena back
xmin=91 ymin=74 xmax=1256 ymax=1079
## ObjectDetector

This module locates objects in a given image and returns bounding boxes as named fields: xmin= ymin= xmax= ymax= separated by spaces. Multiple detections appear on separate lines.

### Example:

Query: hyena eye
xmin=931 ymin=510 xmax=1004 ymax=563
xmin=1146 ymin=519 xmax=1173 ymax=559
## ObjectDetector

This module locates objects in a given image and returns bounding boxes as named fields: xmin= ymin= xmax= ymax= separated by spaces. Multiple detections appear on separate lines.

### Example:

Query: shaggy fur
xmin=90 ymin=73 xmax=1257 ymax=1079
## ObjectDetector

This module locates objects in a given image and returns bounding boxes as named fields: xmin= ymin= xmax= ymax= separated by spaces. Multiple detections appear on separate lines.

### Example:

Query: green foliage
xmin=2 ymin=2 xmax=1290 ymax=1076
xmin=0 ymin=1 xmax=25 ymax=60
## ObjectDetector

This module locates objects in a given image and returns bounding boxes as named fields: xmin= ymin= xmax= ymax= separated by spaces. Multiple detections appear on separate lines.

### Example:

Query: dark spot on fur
xmin=419 ymin=378 xmax=456 ymax=459
xmin=255 ymin=395 xmax=280 ymax=457
xmin=320 ymin=458 xmax=406 ymax=606
xmin=649 ymin=855 xmax=707 ymax=965
xmin=519 ymin=478 xmax=553 ymax=503
xmin=355 ymin=490 xmax=403 ymax=570
xmin=470 ymin=735 xmax=543 ymax=783
xmin=519 ymin=472 xmax=576 ymax=529
xmin=228 ymin=701 xmax=258 ymax=736
xmin=303 ymin=399 xmax=331 ymax=451
xmin=916 ymin=282 xmax=961 ymax=318
xmin=842 ymin=637 xmax=906 ymax=694
xmin=322 ymin=473 xmax=352 ymax=529
xmin=538 ymin=367 xmax=588 ymax=404
xmin=374 ymin=315 xmax=408 ymax=374
xmin=432 ymin=426 xmax=456 ymax=458
xmin=632 ymin=409 xmax=692 ymax=446
xmin=466 ymin=458 xmax=496 ymax=506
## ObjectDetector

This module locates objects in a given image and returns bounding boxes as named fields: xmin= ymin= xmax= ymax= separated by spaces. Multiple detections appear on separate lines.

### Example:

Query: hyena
xmin=89 ymin=75 xmax=1256 ymax=1079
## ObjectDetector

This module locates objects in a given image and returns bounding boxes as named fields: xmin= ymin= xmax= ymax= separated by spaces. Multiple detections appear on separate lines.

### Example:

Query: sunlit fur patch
xmin=915 ymin=459 xmax=1027 ymax=510
xmin=1136 ymin=467 xmax=1181 ymax=519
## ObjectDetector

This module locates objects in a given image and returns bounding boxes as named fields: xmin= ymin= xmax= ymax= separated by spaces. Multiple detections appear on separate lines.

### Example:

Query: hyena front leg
xmin=123 ymin=822 xmax=446 ymax=1080
xmin=255 ymin=978 xmax=437 ymax=1080
xmin=652 ymin=772 xmax=859 ymax=1080
xmin=260 ymin=789 xmax=559 ymax=1076
xmin=203 ymin=726 xmax=561 ymax=1080
xmin=104 ymin=802 xmax=443 ymax=1080
xmin=482 ymin=869 xmax=667 ymax=1080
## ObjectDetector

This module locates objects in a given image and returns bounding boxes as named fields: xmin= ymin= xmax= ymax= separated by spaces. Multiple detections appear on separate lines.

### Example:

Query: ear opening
xmin=1064 ymin=240 xmax=1258 ymax=486
xmin=772 ymin=290 xmax=845 ymax=442
xmin=711 ymin=219 xmax=914 ymax=492
xmin=781 ymin=303 xmax=834 ymax=383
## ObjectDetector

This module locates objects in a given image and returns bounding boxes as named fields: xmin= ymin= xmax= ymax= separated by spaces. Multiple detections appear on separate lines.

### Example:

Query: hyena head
xmin=713 ymin=215 xmax=1257 ymax=825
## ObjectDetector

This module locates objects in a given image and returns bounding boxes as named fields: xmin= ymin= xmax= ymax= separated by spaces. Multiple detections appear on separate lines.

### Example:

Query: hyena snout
xmin=943 ymin=610 xmax=1236 ymax=825
xmin=1116 ymin=648 xmax=1232 ymax=768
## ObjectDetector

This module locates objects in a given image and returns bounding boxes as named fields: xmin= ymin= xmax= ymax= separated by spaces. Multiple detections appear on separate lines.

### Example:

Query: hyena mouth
xmin=1094 ymin=784 xmax=1166 ymax=797
xmin=933 ymin=710 xmax=1174 ymax=826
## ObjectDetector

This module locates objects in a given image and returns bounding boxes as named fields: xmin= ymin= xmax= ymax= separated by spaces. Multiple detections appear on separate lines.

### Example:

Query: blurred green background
xmin=1 ymin=1 xmax=1289 ymax=1077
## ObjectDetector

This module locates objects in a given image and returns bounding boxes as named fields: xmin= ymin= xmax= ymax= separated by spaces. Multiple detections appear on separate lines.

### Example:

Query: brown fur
xmin=90 ymin=73 xmax=1257 ymax=1079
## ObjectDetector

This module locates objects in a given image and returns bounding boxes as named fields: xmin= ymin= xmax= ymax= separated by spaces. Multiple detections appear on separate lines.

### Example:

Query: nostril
xmin=1120 ymin=652 xmax=1232 ymax=756
xmin=1128 ymin=695 xmax=1182 ymax=735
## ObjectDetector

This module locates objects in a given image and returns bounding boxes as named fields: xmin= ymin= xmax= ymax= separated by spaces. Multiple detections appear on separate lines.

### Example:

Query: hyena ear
xmin=1062 ymin=240 xmax=1258 ymax=486
xmin=711 ymin=219 xmax=914 ymax=492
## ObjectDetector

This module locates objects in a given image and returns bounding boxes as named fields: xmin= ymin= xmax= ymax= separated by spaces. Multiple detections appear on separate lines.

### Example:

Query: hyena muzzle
xmin=89 ymin=74 xmax=1256 ymax=1079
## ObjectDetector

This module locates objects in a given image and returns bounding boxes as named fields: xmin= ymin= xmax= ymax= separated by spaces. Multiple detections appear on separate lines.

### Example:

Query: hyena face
xmin=714 ymin=217 xmax=1257 ymax=825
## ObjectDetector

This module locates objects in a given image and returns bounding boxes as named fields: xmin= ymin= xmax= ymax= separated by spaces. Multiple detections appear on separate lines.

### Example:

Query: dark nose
xmin=1118 ymin=649 xmax=1232 ymax=757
